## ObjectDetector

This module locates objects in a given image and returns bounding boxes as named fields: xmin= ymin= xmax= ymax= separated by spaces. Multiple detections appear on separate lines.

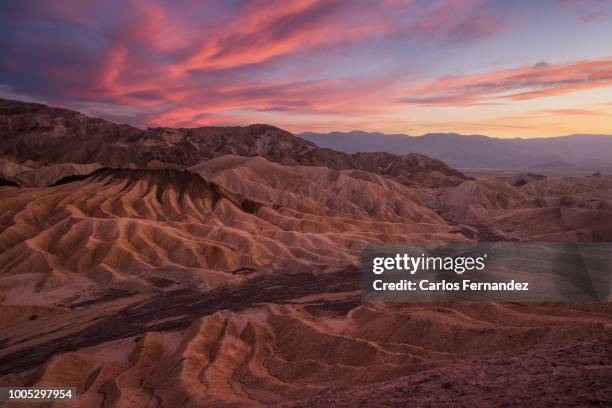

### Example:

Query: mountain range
xmin=1 ymin=98 xmax=611 ymax=407
xmin=299 ymin=131 xmax=612 ymax=173
xmin=0 ymin=98 xmax=464 ymax=187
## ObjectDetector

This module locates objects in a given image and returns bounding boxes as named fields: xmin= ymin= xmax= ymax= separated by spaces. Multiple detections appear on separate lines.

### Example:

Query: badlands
xmin=0 ymin=98 xmax=611 ymax=407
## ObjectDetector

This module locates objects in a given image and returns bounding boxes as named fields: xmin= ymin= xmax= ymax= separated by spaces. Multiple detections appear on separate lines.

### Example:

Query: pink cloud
xmin=399 ymin=58 xmax=612 ymax=106
xmin=0 ymin=0 xmax=509 ymax=128
xmin=535 ymin=108 xmax=608 ymax=116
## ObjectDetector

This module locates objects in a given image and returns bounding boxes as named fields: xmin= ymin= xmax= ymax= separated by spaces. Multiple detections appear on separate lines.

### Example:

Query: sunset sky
xmin=1 ymin=0 xmax=611 ymax=137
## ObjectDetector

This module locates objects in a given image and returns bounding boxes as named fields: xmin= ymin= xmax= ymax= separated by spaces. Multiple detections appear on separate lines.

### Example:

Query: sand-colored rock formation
xmin=0 ymin=157 xmax=32 ymax=178
xmin=0 ymin=166 xmax=462 ymax=306
xmin=191 ymin=155 xmax=441 ymax=221
xmin=1 ymin=298 xmax=610 ymax=407
xmin=0 ymin=157 xmax=103 ymax=187
xmin=437 ymin=178 xmax=528 ymax=223
xmin=437 ymin=175 xmax=612 ymax=241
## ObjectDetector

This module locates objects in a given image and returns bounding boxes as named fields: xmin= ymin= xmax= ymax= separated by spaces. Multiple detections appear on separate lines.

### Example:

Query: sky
xmin=1 ymin=0 xmax=612 ymax=137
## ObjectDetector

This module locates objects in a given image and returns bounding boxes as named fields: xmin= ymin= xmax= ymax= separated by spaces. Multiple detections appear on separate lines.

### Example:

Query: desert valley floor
xmin=0 ymin=99 xmax=611 ymax=407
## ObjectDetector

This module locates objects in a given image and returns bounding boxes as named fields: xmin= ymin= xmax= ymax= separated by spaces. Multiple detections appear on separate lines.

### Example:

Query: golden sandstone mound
xmin=191 ymin=155 xmax=442 ymax=222
xmin=436 ymin=178 xmax=528 ymax=224
xmin=0 ymin=165 xmax=462 ymax=305
xmin=0 ymin=157 xmax=32 ymax=178
xmin=18 ymin=162 xmax=103 ymax=187
xmin=0 ymin=157 xmax=103 ymax=187
xmin=437 ymin=174 xmax=612 ymax=241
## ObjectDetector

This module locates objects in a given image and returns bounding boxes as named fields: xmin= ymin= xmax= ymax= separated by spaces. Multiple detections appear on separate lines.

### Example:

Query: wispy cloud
xmin=399 ymin=58 xmax=612 ymax=106
xmin=0 ymin=0 xmax=611 ymax=136
xmin=0 ymin=0 xmax=509 ymax=125
xmin=536 ymin=108 xmax=609 ymax=116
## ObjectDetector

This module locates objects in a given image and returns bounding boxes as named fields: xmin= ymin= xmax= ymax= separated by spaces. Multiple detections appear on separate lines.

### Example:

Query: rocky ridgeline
xmin=0 ymin=98 xmax=465 ymax=187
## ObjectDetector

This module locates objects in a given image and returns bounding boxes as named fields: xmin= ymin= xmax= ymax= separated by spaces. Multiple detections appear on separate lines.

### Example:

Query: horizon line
xmin=3 ymin=97 xmax=612 ymax=140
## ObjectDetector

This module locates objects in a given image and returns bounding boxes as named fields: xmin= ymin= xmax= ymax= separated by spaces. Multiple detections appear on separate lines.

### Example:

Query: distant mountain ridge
xmin=0 ymin=98 xmax=465 ymax=187
xmin=299 ymin=131 xmax=612 ymax=173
